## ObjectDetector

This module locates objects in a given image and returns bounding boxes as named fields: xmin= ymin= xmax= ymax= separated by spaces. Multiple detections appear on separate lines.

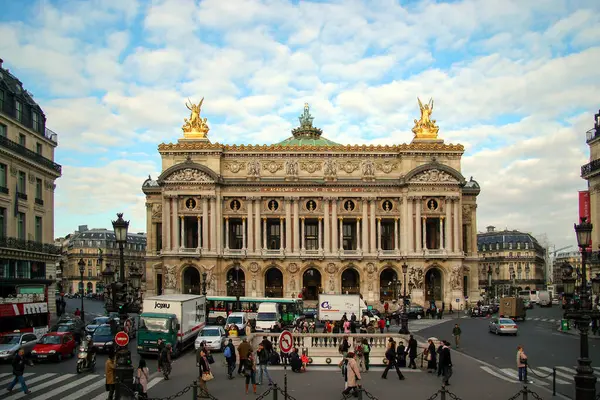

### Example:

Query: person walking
xmin=452 ymin=324 xmax=462 ymax=348
xmin=198 ymin=348 xmax=212 ymax=398
xmin=237 ymin=338 xmax=252 ymax=375
xmin=342 ymin=352 xmax=362 ymax=396
xmin=339 ymin=336 xmax=350 ymax=357
xmin=355 ymin=339 xmax=365 ymax=372
xmin=426 ymin=339 xmax=437 ymax=373
xmin=407 ymin=335 xmax=418 ymax=369
xmin=224 ymin=339 xmax=236 ymax=379
xmin=157 ymin=338 xmax=165 ymax=372
xmin=439 ymin=341 xmax=453 ymax=386
xmin=436 ymin=340 xmax=444 ymax=376
xmin=243 ymin=352 xmax=258 ymax=395
xmin=382 ymin=341 xmax=405 ymax=380
xmin=257 ymin=343 xmax=274 ymax=385
xmin=378 ymin=317 xmax=385 ymax=333
xmin=517 ymin=346 xmax=530 ymax=383
xmin=361 ymin=339 xmax=371 ymax=372
xmin=396 ymin=341 xmax=407 ymax=368
xmin=135 ymin=359 xmax=150 ymax=399
xmin=5 ymin=349 xmax=32 ymax=394
xmin=105 ymin=350 xmax=116 ymax=400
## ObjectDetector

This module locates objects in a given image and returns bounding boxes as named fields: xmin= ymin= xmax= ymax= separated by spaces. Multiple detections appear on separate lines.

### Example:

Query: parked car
xmin=195 ymin=326 xmax=227 ymax=351
xmin=0 ymin=332 xmax=38 ymax=361
xmin=392 ymin=305 xmax=425 ymax=320
xmin=85 ymin=317 xmax=110 ymax=335
xmin=489 ymin=317 xmax=518 ymax=336
xmin=91 ymin=324 xmax=115 ymax=353
xmin=31 ymin=332 xmax=76 ymax=362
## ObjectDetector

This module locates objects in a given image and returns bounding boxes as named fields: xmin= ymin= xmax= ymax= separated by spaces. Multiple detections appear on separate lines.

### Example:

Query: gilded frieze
xmin=224 ymin=161 xmax=246 ymax=174
xmin=300 ymin=161 xmax=322 ymax=173
xmin=376 ymin=161 xmax=398 ymax=174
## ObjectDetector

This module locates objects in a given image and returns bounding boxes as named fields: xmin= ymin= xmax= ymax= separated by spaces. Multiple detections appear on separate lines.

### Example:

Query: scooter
xmin=76 ymin=344 xmax=96 ymax=373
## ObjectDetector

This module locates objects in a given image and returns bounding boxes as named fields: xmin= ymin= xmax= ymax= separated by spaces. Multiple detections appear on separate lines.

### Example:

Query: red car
xmin=31 ymin=332 xmax=76 ymax=362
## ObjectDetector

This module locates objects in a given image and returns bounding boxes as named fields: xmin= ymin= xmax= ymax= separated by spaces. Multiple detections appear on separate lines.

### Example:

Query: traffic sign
xmin=115 ymin=331 xmax=129 ymax=347
xmin=278 ymin=330 xmax=293 ymax=354
xmin=455 ymin=298 xmax=460 ymax=303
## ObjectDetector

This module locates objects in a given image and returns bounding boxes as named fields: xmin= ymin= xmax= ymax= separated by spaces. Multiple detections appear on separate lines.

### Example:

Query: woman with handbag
xmin=426 ymin=339 xmax=437 ymax=373
xmin=198 ymin=349 xmax=213 ymax=398
xmin=135 ymin=359 xmax=150 ymax=399
xmin=243 ymin=351 xmax=257 ymax=395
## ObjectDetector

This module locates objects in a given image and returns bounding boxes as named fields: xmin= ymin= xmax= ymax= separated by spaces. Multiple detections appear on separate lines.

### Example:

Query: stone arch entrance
xmin=183 ymin=266 xmax=200 ymax=294
xmin=379 ymin=267 xmax=398 ymax=301
xmin=341 ymin=268 xmax=360 ymax=295
xmin=265 ymin=268 xmax=284 ymax=298
xmin=302 ymin=268 xmax=322 ymax=300
xmin=425 ymin=267 xmax=443 ymax=303
xmin=86 ymin=282 xmax=93 ymax=294
xmin=226 ymin=266 xmax=245 ymax=297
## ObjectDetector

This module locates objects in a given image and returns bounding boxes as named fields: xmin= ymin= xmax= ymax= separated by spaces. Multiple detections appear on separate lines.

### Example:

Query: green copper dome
xmin=275 ymin=103 xmax=340 ymax=146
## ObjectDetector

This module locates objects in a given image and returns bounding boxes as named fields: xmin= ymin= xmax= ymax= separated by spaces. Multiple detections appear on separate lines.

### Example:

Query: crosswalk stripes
xmin=5 ymin=374 xmax=71 ymax=400
xmin=537 ymin=367 xmax=572 ymax=383
xmin=88 ymin=376 xmax=163 ymax=400
xmin=59 ymin=379 xmax=106 ymax=400
xmin=481 ymin=365 xmax=600 ymax=386
xmin=529 ymin=368 xmax=570 ymax=385
xmin=32 ymin=374 xmax=98 ymax=400
xmin=0 ymin=373 xmax=35 ymax=387
xmin=499 ymin=368 xmax=548 ymax=386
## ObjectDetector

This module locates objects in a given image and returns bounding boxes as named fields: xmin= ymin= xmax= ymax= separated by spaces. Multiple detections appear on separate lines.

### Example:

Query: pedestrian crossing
xmin=528 ymin=317 xmax=560 ymax=323
xmin=480 ymin=365 xmax=600 ymax=386
xmin=0 ymin=372 xmax=163 ymax=400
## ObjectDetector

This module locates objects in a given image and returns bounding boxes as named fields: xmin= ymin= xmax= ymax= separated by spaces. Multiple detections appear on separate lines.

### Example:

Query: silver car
xmin=0 ymin=332 xmax=38 ymax=361
xmin=195 ymin=326 xmax=226 ymax=352
xmin=489 ymin=318 xmax=518 ymax=336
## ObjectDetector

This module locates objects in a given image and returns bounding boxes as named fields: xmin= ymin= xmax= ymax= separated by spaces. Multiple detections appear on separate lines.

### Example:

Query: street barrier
xmin=526 ymin=365 xmax=556 ymax=396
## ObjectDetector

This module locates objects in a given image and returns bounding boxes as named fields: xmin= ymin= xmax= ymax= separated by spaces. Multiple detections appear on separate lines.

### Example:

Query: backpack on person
xmin=224 ymin=346 xmax=232 ymax=358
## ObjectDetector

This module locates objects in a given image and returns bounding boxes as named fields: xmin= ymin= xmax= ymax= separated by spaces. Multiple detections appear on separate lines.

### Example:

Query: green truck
xmin=137 ymin=294 xmax=206 ymax=357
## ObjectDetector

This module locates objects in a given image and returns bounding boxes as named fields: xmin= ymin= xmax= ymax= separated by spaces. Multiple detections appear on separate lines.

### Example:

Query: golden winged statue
xmin=412 ymin=97 xmax=439 ymax=139
xmin=182 ymin=98 xmax=210 ymax=139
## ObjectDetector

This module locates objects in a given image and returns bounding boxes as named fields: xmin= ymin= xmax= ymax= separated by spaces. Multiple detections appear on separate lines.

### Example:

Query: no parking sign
xmin=278 ymin=330 xmax=293 ymax=354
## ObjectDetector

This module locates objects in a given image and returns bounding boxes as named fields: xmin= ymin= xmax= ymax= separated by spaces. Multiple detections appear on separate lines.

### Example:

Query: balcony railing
xmin=0 ymin=236 xmax=61 ymax=255
xmin=0 ymin=186 xmax=8 ymax=195
xmin=44 ymin=127 xmax=58 ymax=143
xmin=581 ymin=159 xmax=600 ymax=178
xmin=0 ymin=135 xmax=62 ymax=174
xmin=17 ymin=192 xmax=27 ymax=201
xmin=300 ymin=248 xmax=323 ymax=258
xmin=35 ymin=198 xmax=44 ymax=206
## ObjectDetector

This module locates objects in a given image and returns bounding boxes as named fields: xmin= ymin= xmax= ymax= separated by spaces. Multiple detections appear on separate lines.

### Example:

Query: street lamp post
xmin=112 ymin=213 xmax=129 ymax=286
xmin=78 ymin=258 xmax=85 ymax=322
xmin=399 ymin=262 xmax=409 ymax=334
xmin=487 ymin=266 xmax=493 ymax=303
xmin=563 ymin=217 xmax=600 ymax=400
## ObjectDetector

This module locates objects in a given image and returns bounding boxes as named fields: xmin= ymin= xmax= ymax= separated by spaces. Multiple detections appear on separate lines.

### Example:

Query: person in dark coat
xmin=289 ymin=348 xmax=302 ymax=373
xmin=436 ymin=341 xmax=444 ymax=376
xmin=6 ymin=349 xmax=31 ymax=394
xmin=426 ymin=339 xmax=437 ymax=372
xmin=396 ymin=341 xmax=407 ymax=368
xmin=381 ymin=341 xmax=405 ymax=380
xmin=157 ymin=338 xmax=165 ymax=372
xmin=439 ymin=341 xmax=453 ymax=386
xmin=407 ymin=335 xmax=418 ymax=369
xmin=224 ymin=339 xmax=236 ymax=379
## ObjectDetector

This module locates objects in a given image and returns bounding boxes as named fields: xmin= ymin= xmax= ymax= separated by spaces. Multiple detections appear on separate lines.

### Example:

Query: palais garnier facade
xmin=142 ymin=99 xmax=481 ymax=308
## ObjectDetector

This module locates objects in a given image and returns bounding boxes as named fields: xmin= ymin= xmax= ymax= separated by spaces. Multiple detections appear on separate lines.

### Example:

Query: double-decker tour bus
xmin=0 ymin=284 xmax=50 ymax=337
xmin=206 ymin=296 xmax=303 ymax=325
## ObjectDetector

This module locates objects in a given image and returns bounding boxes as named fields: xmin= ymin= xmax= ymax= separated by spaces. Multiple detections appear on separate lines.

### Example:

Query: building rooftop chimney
xmin=486 ymin=226 xmax=495 ymax=233
xmin=78 ymin=225 xmax=88 ymax=233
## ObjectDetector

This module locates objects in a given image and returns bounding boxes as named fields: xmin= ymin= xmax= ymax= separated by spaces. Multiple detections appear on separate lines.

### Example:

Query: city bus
xmin=206 ymin=296 xmax=303 ymax=325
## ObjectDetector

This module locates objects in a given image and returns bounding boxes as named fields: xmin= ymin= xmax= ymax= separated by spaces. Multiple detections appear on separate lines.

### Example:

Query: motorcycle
xmin=76 ymin=343 xmax=96 ymax=373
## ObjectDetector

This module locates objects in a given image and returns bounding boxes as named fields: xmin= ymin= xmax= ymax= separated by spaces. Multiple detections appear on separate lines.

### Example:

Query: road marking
xmin=500 ymin=368 xmax=548 ymax=386
xmin=557 ymin=366 xmax=577 ymax=375
xmin=4 ymin=374 xmax=71 ymax=400
xmin=148 ymin=377 xmax=163 ymax=390
xmin=538 ymin=367 xmax=574 ymax=382
xmin=60 ymin=379 xmax=106 ymax=400
xmin=481 ymin=366 xmax=519 ymax=383
xmin=0 ymin=373 xmax=35 ymax=387
xmin=533 ymin=318 xmax=540 ymax=320
xmin=33 ymin=374 xmax=98 ymax=400
xmin=0 ymin=372 xmax=12 ymax=378
xmin=541 ymin=318 xmax=548 ymax=322
xmin=532 ymin=368 xmax=570 ymax=385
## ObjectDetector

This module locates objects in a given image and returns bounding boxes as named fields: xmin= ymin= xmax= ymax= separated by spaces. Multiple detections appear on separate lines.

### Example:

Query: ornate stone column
xmin=279 ymin=217 xmax=284 ymax=251
xmin=180 ymin=216 xmax=185 ymax=250
xmin=197 ymin=215 xmax=201 ymax=251
xmin=422 ymin=216 xmax=427 ymax=250
xmin=242 ymin=217 xmax=247 ymax=250
xmin=361 ymin=198 xmax=369 ymax=253
xmin=369 ymin=200 xmax=376 ymax=253
xmin=202 ymin=197 xmax=209 ymax=251
xmin=394 ymin=217 xmax=399 ymax=251
xmin=415 ymin=198 xmax=421 ymax=252
xmin=453 ymin=199 xmax=460 ymax=253
xmin=285 ymin=198 xmax=292 ymax=253
xmin=331 ymin=198 xmax=338 ymax=252
xmin=338 ymin=217 xmax=344 ymax=252
xmin=377 ymin=218 xmax=382 ymax=252
xmin=445 ymin=198 xmax=451 ymax=251
xmin=210 ymin=196 xmax=217 ymax=252
xmin=293 ymin=198 xmax=299 ymax=252
xmin=225 ymin=217 xmax=230 ymax=250
xmin=458 ymin=199 xmax=463 ymax=252
xmin=216 ymin=195 xmax=222 ymax=253
xmin=262 ymin=217 xmax=267 ymax=250
xmin=402 ymin=195 xmax=408 ymax=253
xmin=439 ymin=217 xmax=444 ymax=250
xmin=163 ymin=196 xmax=171 ymax=251
xmin=254 ymin=200 xmax=261 ymax=253
xmin=246 ymin=197 xmax=253 ymax=252
xmin=323 ymin=199 xmax=330 ymax=254
xmin=407 ymin=197 xmax=413 ymax=253
xmin=356 ymin=217 xmax=361 ymax=251
xmin=318 ymin=217 xmax=323 ymax=251
xmin=172 ymin=197 xmax=179 ymax=250
xmin=300 ymin=217 xmax=306 ymax=250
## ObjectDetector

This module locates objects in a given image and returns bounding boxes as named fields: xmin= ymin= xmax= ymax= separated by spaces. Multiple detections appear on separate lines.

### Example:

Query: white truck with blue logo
xmin=318 ymin=294 xmax=375 ymax=322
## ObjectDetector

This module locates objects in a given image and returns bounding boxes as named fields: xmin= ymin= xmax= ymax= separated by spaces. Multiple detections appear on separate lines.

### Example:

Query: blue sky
xmin=0 ymin=0 xmax=599 ymax=249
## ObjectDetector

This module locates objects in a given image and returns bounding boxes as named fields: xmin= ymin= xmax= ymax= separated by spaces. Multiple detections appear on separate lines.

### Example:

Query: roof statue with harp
xmin=182 ymin=97 xmax=210 ymax=140
xmin=412 ymin=97 xmax=440 ymax=140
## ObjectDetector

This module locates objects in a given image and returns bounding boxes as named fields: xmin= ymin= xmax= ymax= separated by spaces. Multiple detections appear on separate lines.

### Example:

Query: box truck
xmin=499 ymin=297 xmax=526 ymax=321
xmin=137 ymin=294 xmax=206 ymax=357
xmin=318 ymin=294 xmax=374 ymax=322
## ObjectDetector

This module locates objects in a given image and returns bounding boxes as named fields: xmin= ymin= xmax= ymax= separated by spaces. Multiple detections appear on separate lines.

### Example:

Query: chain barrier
xmin=254 ymin=387 xmax=273 ymax=400
xmin=340 ymin=387 xmax=379 ymax=400
xmin=147 ymin=383 xmax=193 ymax=400
xmin=526 ymin=365 xmax=553 ymax=379
xmin=423 ymin=386 xmax=463 ymax=400
xmin=505 ymin=385 xmax=546 ymax=400
xmin=276 ymin=386 xmax=299 ymax=400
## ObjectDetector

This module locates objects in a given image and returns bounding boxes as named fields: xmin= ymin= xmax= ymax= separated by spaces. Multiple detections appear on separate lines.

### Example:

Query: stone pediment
xmin=409 ymin=168 xmax=458 ymax=184
xmin=164 ymin=168 xmax=214 ymax=183
xmin=404 ymin=162 xmax=465 ymax=185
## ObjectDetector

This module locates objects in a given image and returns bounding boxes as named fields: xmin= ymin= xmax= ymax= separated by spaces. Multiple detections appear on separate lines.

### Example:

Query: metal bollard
xmin=357 ymin=388 xmax=363 ymax=400
xmin=440 ymin=386 xmax=446 ymax=400
xmin=192 ymin=381 xmax=197 ymax=400
xmin=522 ymin=385 xmax=528 ymax=400
xmin=273 ymin=385 xmax=278 ymax=400
xmin=553 ymin=368 xmax=556 ymax=396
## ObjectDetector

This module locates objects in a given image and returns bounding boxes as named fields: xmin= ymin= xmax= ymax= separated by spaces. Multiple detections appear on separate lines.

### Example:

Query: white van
xmin=538 ymin=290 xmax=552 ymax=307
xmin=255 ymin=303 xmax=280 ymax=332
xmin=225 ymin=312 xmax=248 ymax=331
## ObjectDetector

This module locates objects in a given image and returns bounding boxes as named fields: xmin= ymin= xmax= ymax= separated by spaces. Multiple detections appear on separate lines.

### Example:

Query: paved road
xmin=63 ymin=298 xmax=108 ymax=323
xmin=418 ymin=304 xmax=600 ymax=399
